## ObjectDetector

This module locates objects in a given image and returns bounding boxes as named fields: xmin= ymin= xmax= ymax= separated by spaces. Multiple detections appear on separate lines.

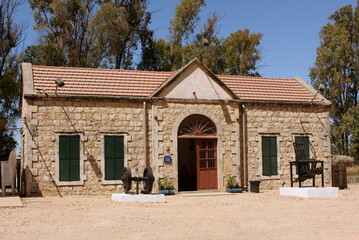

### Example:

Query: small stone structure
xmin=20 ymin=59 xmax=332 ymax=196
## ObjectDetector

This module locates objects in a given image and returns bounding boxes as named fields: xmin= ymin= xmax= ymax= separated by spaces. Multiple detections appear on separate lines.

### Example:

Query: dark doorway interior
xmin=178 ymin=138 xmax=197 ymax=191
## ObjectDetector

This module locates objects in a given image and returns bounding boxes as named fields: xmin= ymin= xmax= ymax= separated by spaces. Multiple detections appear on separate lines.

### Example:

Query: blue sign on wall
xmin=164 ymin=155 xmax=172 ymax=163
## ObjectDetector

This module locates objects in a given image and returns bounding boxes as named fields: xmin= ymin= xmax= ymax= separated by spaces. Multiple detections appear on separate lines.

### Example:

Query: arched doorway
xmin=177 ymin=114 xmax=218 ymax=191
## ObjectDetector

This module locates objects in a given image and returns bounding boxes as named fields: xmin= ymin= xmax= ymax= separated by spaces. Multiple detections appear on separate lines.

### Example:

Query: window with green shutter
xmin=262 ymin=136 xmax=278 ymax=176
xmin=294 ymin=136 xmax=310 ymax=159
xmin=59 ymin=135 xmax=80 ymax=181
xmin=104 ymin=136 xmax=124 ymax=180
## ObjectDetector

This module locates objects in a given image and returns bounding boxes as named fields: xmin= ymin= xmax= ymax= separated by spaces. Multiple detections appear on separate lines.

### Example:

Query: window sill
xmin=55 ymin=179 xmax=84 ymax=186
xmin=260 ymin=176 xmax=281 ymax=181
xmin=102 ymin=180 xmax=123 ymax=185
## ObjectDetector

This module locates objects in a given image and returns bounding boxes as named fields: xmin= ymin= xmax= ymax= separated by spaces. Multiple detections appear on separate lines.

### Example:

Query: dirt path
xmin=1 ymin=185 xmax=359 ymax=240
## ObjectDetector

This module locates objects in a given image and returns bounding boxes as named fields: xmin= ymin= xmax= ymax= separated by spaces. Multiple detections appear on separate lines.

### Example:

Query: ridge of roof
xmin=32 ymin=64 xmax=175 ymax=74
xmin=218 ymin=74 xmax=294 ymax=81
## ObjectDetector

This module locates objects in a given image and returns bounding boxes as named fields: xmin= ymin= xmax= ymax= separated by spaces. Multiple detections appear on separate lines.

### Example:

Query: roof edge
xmin=24 ymin=93 xmax=331 ymax=107
xmin=293 ymin=77 xmax=331 ymax=105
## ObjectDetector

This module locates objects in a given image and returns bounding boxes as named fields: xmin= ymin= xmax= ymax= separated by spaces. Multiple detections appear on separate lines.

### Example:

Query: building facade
xmin=20 ymin=59 xmax=332 ymax=196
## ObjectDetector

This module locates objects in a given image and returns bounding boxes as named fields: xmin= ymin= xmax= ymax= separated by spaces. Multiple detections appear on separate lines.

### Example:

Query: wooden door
xmin=196 ymin=139 xmax=218 ymax=190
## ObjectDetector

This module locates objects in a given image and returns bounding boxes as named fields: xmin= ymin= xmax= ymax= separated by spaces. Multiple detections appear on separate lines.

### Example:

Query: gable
xmin=157 ymin=63 xmax=234 ymax=100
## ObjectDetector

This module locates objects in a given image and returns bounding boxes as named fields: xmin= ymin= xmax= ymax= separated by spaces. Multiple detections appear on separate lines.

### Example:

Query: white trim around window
xmin=54 ymin=131 xmax=86 ymax=186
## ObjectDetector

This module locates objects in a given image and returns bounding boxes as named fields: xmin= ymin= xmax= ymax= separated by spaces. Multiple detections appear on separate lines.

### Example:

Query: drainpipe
xmin=143 ymin=101 xmax=149 ymax=167
xmin=240 ymin=105 xmax=248 ymax=191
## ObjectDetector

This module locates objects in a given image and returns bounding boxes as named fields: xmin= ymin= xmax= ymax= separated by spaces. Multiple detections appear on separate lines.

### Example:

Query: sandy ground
xmin=1 ymin=186 xmax=359 ymax=240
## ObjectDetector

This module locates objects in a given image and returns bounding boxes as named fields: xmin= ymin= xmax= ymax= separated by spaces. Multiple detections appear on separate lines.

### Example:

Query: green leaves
xmin=26 ymin=0 xmax=151 ymax=69
xmin=0 ymin=0 xmax=23 ymax=159
xmin=169 ymin=0 xmax=205 ymax=47
xmin=139 ymin=1 xmax=263 ymax=75
xmin=222 ymin=29 xmax=262 ymax=76
xmin=310 ymin=3 xmax=359 ymax=159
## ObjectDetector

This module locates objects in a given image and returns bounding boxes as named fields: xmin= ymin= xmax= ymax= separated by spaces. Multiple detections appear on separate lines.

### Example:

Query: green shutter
xmin=105 ymin=136 xmax=124 ymax=180
xmin=70 ymin=136 xmax=80 ymax=181
xmin=262 ymin=136 xmax=277 ymax=176
xmin=59 ymin=136 xmax=70 ymax=181
xmin=262 ymin=137 xmax=271 ymax=176
xmin=270 ymin=137 xmax=278 ymax=175
xmin=114 ymin=136 xmax=124 ymax=179
xmin=59 ymin=135 xmax=80 ymax=181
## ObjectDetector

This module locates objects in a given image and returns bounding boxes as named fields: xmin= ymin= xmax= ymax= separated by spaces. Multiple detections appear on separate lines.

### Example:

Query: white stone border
xmin=170 ymin=107 xmax=224 ymax=190
xmin=54 ymin=132 xmax=87 ymax=186
xmin=256 ymin=133 xmax=282 ymax=180
xmin=99 ymin=133 xmax=131 ymax=185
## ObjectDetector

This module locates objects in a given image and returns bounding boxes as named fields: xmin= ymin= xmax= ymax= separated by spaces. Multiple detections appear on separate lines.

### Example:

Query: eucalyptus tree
xmin=310 ymin=3 xmax=359 ymax=158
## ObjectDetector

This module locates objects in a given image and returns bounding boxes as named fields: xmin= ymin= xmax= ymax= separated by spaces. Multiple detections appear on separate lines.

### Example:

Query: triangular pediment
xmin=151 ymin=59 xmax=238 ymax=100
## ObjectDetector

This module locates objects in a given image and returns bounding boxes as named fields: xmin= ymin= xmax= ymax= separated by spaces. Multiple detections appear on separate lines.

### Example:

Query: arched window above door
xmin=178 ymin=114 xmax=216 ymax=137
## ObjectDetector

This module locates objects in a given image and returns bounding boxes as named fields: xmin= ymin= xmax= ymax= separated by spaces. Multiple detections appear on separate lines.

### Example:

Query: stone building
xmin=20 ymin=59 xmax=332 ymax=196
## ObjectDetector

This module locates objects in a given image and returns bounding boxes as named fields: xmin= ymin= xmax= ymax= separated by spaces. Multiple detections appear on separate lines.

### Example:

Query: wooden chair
xmin=290 ymin=142 xmax=324 ymax=187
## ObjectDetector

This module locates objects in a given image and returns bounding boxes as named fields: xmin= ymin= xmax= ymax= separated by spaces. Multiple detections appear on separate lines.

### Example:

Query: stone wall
xmin=22 ymin=97 xmax=147 ymax=196
xmin=22 ymin=96 xmax=331 ymax=195
xmin=150 ymin=101 xmax=241 ymax=191
xmin=22 ymin=97 xmax=243 ymax=195
xmin=245 ymin=104 xmax=331 ymax=190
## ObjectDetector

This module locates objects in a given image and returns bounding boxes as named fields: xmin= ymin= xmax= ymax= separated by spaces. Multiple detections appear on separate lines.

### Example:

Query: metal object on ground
xmin=249 ymin=180 xmax=261 ymax=193
xmin=122 ymin=168 xmax=132 ymax=193
xmin=289 ymin=142 xmax=324 ymax=188
xmin=332 ymin=164 xmax=347 ymax=189
xmin=121 ymin=167 xmax=154 ymax=194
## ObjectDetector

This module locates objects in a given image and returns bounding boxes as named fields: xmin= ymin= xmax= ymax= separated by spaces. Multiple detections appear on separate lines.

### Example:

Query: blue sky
xmin=13 ymin=0 xmax=357 ymax=151
xmin=17 ymin=0 xmax=357 ymax=81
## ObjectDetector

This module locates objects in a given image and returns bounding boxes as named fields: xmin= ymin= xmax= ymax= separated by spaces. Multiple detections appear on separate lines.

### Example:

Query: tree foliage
xmin=221 ymin=29 xmax=262 ymax=76
xmin=310 ymin=3 xmax=359 ymax=159
xmin=25 ymin=0 xmax=151 ymax=69
xmin=169 ymin=0 xmax=205 ymax=47
xmin=0 ymin=0 xmax=24 ymax=160
xmin=26 ymin=0 xmax=102 ymax=67
xmin=139 ymin=0 xmax=263 ymax=75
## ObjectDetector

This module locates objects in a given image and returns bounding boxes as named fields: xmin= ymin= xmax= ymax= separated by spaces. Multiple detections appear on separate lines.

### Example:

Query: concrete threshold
xmin=0 ymin=195 xmax=23 ymax=208
xmin=178 ymin=191 xmax=232 ymax=197
xmin=280 ymin=187 xmax=339 ymax=198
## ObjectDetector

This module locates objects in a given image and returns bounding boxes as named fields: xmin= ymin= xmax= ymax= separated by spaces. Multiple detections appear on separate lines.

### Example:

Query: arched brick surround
xmin=170 ymin=107 xmax=224 ymax=191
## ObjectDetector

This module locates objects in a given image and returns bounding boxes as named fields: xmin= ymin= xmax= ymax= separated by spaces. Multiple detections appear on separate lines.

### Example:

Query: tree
xmin=26 ymin=0 xmax=103 ymax=67
xmin=138 ymin=1 xmax=263 ymax=75
xmin=221 ymin=29 xmax=262 ymax=76
xmin=310 ymin=3 xmax=359 ymax=159
xmin=26 ymin=0 xmax=151 ymax=69
xmin=137 ymin=38 xmax=172 ymax=71
xmin=168 ymin=0 xmax=205 ymax=70
xmin=0 ymin=0 xmax=24 ymax=160
xmin=94 ymin=1 xmax=130 ymax=68
xmin=96 ymin=0 xmax=151 ymax=69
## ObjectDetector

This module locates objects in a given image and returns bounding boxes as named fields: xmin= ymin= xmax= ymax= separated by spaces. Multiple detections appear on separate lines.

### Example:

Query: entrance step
xmin=178 ymin=191 xmax=232 ymax=197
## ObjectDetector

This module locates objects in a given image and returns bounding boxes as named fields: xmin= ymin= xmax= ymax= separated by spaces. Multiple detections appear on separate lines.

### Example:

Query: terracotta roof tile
xmin=219 ymin=75 xmax=322 ymax=103
xmin=32 ymin=65 xmax=173 ymax=97
xmin=31 ymin=65 xmax=322 ymax=103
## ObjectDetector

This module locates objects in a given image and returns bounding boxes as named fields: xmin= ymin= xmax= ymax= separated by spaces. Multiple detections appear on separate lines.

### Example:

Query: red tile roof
xmin=31 ymin=64 xmax=323 ymax=103
xmin=32 ymin=65 xmax=173 ymax=97
xmin=219 ymin=75 xmax=322 ymax=103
